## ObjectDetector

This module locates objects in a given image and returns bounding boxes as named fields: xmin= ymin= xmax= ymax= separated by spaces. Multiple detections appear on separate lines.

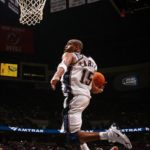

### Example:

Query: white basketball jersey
xmin=61 ymin=52 xmax=97 ymax=98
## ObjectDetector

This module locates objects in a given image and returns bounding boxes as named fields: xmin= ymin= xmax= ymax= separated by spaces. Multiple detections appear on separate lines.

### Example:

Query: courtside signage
xmin=0 ymin=126 xmax=59 ymax=133
xmin=9 ymin=127 xmax=44 ymax=133
xmin=0 ymin=126 xmax=149 ymax=133
xmin=121 ymin=128 xmax=146 ymax=132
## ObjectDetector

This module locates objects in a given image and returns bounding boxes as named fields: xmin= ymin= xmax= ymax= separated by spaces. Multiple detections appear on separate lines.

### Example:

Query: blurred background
xmin=0 ymin=0 xmax=150 ymax=149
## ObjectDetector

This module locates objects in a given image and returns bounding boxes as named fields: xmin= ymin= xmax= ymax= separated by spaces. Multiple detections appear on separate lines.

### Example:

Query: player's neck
xmin=75 ymin=50 xmax=81 ymax=54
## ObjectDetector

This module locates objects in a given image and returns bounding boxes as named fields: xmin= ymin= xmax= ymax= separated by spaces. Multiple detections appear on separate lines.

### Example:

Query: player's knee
xmin=66 ymin=132 xmax=80 ymax=145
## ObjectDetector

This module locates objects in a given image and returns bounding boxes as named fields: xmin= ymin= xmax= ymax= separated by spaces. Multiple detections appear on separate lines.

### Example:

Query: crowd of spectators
xmin=0 ymin=84 xmax=149 ymax=150
xmin=0 ymin=144 xmax=9 ymax=150
xmin=0 ymin=103 xmax=25 ymax=127
xmin=0 ymin=87 xmax=53 ymax=128
xmin=0 ymin=85 xmax=149 ymax=130
xmin=131 ymin=141 xmax=150 ymax=150
xmin=114 ymin=101 xmax=149 ymax=129
xmin=85 ymin=109 xmax=110 ymax=121
xmin=1 ymin=140 xmax=150 ymax=150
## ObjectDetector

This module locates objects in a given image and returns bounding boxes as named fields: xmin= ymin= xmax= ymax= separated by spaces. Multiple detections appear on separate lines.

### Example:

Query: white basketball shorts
xmin=62 ymin=95 xmax=90 ymax=133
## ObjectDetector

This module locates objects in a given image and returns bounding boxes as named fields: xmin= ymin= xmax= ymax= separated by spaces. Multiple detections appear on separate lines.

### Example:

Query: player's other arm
xmin=50 ymin=52 xmax=73 ymax=90
xmin=90 ymin=78 xmax=104 ymax=94
xmin=90 ymin=77 xmax=107 ymax=94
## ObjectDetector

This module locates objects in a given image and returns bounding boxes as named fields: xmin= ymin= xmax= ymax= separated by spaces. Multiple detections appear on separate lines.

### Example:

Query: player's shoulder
xmin=85 ymin=55 xmax=97 ymax=71
xmin=73 ymin=52 xmax=83 ymax=60
xmin=86 ymin=55 xmax=97 ymax=64
xmin=62 ymin=52 xmax=75 ymax=58
xmin=62 ymin=52 xmax=74 ymax=56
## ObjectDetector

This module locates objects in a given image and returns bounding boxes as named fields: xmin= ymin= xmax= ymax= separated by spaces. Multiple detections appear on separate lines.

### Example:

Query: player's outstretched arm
xmin=50 ymin=52 xmax=73 ymax=90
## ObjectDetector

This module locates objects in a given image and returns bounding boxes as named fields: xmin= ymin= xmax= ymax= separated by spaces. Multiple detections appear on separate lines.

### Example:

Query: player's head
xmin=64 ymin=39 xmax=83 ymax=53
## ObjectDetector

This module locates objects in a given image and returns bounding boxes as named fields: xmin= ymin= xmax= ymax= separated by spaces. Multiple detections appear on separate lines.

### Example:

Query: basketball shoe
xmin=107 ymin=123 xmax=132 ymax=149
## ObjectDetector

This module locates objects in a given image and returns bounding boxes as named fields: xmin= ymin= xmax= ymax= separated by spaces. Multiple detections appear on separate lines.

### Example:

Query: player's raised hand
xmin=50 ymin=77 xmax=60 ymax=90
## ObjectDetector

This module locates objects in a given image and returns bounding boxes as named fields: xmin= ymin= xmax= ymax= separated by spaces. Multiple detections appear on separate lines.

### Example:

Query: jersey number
xmin=80 ymin=69 xmax=94 ymax=85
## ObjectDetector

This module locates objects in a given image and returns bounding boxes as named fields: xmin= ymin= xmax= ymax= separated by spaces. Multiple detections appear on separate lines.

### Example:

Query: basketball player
xmin=50 ymin=39 xmax=132 ymax=150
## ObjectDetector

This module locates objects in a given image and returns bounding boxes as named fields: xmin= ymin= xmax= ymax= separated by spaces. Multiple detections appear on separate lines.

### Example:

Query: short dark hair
xmin=72 ymin=39 xmax=83 ymax=51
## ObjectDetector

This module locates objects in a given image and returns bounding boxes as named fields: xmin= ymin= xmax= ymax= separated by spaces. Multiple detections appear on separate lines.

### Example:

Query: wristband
xmin=57 ymin=61 xmax=67 ymax=72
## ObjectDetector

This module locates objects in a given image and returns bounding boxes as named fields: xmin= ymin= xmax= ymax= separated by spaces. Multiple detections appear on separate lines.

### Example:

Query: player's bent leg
xmin=66 ymin=132 xmax=80 ymax=145
xmin=77 ymin=123 xmax=132 ymax=150
xmin=107 ymin=123 xmax=132 ymax=149
xmin=66 ymin=133 xmax=90 ymax=150
xmin=66 ymin=132 xmax=93 ymax=150
xmin=66 ymin=130 xmax=102 ymax=145
xmin=78 ymin=130 xmax=101 ymax=143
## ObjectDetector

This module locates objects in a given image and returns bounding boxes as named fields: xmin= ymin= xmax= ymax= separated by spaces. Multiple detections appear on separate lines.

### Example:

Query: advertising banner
xmin=122 ymin=74 xmax=138 ymax=87
xmin=51 ymin=0 xmax=66 ymax=12
xmin=0 ymin=25 xmax=34 ymax=54
xmin=8 ymin=0 xmax=19 ymax=14
xmin=0 ymin=126 xmax=149 ymax=133
xmin=69 ymin=0 xmax=85 ymax=8
xmin=87 ymin=0 xmax=99 ymax=4
xmin=0 ymin=63 xmax=18 ymax=77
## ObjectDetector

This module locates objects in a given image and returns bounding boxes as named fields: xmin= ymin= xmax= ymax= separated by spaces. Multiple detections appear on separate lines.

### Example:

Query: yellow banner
xmin=0 ymin=63 xmax=18 ymax=77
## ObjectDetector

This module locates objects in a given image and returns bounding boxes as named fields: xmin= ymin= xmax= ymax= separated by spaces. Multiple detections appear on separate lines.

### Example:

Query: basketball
xmin=93 ymin=72 xmax=105 ymax=88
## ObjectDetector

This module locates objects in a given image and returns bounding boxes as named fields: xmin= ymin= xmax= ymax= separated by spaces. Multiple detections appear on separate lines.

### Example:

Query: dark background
xmin=0 ymin=0 xmax=150 ymax=146
xmin=0 ymin=0 xmax=150 ymax=69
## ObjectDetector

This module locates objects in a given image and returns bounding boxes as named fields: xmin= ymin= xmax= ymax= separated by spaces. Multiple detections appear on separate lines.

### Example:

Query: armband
xmin=57 ymin=62 xmax=67 ymax=72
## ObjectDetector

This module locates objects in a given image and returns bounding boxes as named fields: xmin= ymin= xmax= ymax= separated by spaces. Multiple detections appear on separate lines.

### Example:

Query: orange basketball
xmin=93 ymin=72 xmax=105 ymax=88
